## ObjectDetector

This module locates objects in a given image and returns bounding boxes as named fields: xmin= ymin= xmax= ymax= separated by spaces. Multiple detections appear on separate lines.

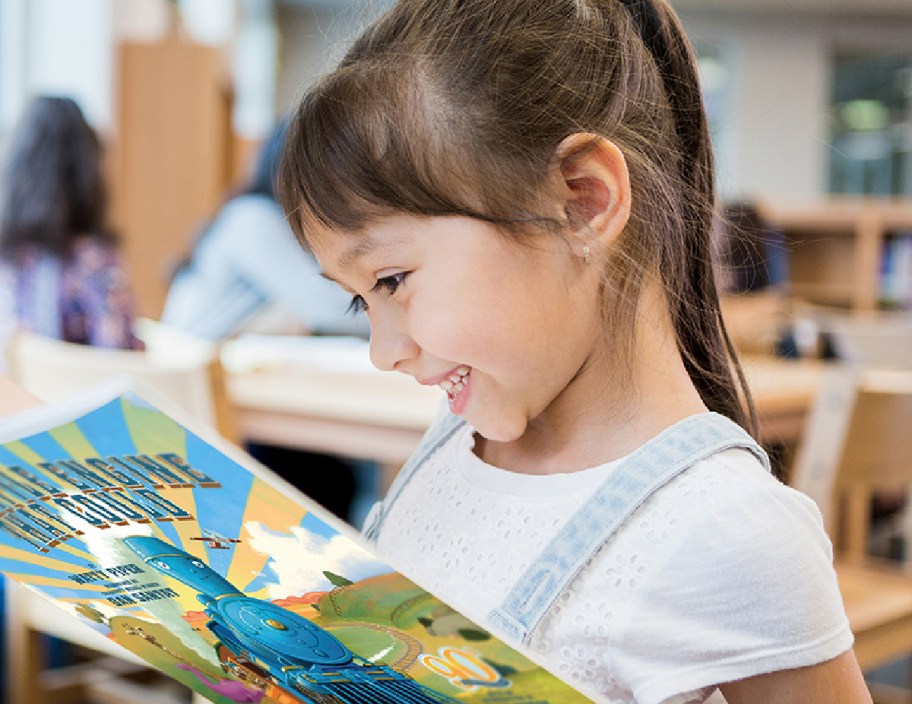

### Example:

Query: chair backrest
xmin=791 ymin=365 xmax=912 ymax=560
xmin=819 ymin=311 xmax=912 ymax=369
xmin=4 ymin=330 xmax=237 ymax=442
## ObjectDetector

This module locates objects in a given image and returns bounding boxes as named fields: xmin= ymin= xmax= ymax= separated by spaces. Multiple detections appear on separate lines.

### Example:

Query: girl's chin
xmin=469 ymin=415 xmax=528 ymax=445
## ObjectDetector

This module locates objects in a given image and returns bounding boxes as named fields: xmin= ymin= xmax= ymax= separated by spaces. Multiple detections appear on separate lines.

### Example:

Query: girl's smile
xmin=420 ymin=365 xmax=472 ymax=413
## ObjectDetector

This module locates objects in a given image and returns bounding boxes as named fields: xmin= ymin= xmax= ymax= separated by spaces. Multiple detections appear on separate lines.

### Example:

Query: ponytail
xmin=621 ymin=0 xmax=756 ymax=434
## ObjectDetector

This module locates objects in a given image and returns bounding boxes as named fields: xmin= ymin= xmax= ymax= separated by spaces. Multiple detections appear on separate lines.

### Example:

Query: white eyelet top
xmin=369 ymin=421 xmax=853 ymax=704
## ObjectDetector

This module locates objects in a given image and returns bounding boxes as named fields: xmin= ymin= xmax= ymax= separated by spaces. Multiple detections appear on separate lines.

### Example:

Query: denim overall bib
xmin=364 ymin=412 xmax=769 ymax=645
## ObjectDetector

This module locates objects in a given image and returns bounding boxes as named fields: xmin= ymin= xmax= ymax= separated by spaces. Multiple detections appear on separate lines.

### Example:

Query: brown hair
xmin=279 ymin=0 xmax=756 ymax=433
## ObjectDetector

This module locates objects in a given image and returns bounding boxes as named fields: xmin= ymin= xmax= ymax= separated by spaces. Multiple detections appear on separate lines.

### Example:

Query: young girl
xmin=277 ymin=0 xmax=870 ymax=702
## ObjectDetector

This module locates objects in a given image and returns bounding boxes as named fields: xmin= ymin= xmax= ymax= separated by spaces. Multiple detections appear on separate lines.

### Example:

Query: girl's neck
xmin=477 ymin=280 xmax=708 ymax=475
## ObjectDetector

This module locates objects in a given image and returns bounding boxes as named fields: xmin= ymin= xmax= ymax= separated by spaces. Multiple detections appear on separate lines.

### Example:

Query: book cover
xmin=0 ymin=383 xmax=591 ymax=704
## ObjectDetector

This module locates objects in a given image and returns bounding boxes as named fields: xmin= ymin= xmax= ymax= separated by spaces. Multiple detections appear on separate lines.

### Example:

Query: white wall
xmin=0 ymin=0 xmax=28 ymax=138
xmin=0 ymin=0 xmax=115 ymax=135
xmin=681 ymin=10 xmax=912 ymax=200
xmin=275 ymin=1 xmax=392 ymax=114
xmin=233 ymin=0 xmax=279 ymax=139
xmin=0 ymin=0 xmax=275 ymax=141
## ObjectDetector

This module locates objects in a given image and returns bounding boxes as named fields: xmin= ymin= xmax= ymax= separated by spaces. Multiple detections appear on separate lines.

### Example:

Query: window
xmin=828 ymin=53 xmax=912 ymax=196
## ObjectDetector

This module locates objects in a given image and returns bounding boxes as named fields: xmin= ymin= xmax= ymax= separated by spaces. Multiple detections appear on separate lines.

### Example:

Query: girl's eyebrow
xmin=337 ymin=239 xmax=379 ymax=270
xmin=319 ymin=237 xmax=377 ymax=285
xmin=319 ymin=238 xmax=382 ymax=284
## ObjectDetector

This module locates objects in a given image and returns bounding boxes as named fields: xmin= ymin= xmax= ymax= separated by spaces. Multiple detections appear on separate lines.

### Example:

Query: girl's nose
xmin=369 ymin=320 xmax=420 ymax=372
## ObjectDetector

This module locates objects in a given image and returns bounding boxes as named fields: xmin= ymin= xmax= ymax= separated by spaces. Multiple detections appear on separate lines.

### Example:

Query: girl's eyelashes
xmin=346 ymin=295 xmax=367 ymax=315
xmin=346 ymin=272 xmax=409 ymax=315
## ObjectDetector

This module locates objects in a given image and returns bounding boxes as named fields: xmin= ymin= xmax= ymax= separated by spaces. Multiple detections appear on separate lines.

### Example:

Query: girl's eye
xmin=346 ymin=272 xmax=409 ymax=315
xmin=374 ymin=272 xmax=408 ymax=296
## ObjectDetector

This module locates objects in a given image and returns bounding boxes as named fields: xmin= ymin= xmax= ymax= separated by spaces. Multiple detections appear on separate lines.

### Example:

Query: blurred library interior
xmin=0 ymin=0 xmax=911 ymax=702
xmin=2 ymin=0 xmax=911 ymax=319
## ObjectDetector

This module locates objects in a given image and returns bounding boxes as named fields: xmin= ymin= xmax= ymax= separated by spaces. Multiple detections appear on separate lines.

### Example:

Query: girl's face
xmin=310 ymin=214 xmax=608 ymax=445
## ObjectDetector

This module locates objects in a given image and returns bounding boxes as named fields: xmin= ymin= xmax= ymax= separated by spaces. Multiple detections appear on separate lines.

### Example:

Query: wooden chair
xmin=2 ymin=331 xmax=237 ymax=704
xmin=790 ymin=365 xmax=912 ymax=692
xmin=5 ymin=329 xmax=238 ymax=443
xmin=819 ymin=310 xmax=912 ymax=370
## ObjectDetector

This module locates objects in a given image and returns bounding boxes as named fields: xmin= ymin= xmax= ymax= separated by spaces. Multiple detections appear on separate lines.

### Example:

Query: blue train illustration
xmin=123 ymin=536 xmax=458 ymax=704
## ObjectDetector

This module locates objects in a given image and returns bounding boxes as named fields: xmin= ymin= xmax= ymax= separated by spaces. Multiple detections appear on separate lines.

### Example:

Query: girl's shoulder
xmin=589 ymin=446 xmax=835 ymax=612
xmin=568 ymin=451 xmax=849 ymax=701
xmin=696 ymin=447 xmax=820 ymax=516
xmin=651 ymin=447 xmax=826 ymax=547
xmin=617 ymin=446 xmax=836 ymax=605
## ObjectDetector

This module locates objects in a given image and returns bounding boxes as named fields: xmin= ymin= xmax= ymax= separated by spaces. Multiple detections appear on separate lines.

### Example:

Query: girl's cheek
xmin=408 ymin=300 xmax=465 ymax=350
xmin=409 ymin=315 xmax=451 ymax=352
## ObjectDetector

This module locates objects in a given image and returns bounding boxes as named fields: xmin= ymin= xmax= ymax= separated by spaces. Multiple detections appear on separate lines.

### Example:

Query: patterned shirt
xmin=1 ymin=237 xmax=141 ymax=349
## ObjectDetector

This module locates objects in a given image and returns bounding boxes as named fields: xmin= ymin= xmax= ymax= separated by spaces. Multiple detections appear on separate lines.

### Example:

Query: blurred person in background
xmin=715 ymin=200 xmax=788 ymax=295
xmin=163 ymin=121 xmax=370 ymax=524
xmin=162 ymin=120 xmax=367 ymax=340
xmin=0 ymin=95 xmax=141 ymax=350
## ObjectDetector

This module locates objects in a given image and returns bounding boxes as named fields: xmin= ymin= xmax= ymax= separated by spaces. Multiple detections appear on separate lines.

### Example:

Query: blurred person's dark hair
xmin=0 ymin=95 xmax=114 ymax=261
xmin=717 ymin=200 xmax=788 ymax=294
xmin=246 ymin=118 xmax=289 ymax=200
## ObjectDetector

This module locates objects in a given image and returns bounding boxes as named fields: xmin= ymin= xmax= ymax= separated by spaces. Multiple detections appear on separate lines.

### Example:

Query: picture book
xmin=0 ymin=380 xmax=592 ymax=704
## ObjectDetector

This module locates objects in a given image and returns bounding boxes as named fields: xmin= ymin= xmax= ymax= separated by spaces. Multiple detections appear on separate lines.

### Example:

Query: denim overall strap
xmin=363 ymin=412 xmax=466 ymax=542
xmin=488 ymin=412 xmax=769 ymax=644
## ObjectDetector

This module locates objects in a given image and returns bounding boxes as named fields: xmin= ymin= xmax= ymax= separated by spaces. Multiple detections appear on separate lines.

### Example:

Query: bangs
xmin=278 ymin=60 xmax=564 ymax=248
xmin=279 ymin=64 xmax=485 ymax=244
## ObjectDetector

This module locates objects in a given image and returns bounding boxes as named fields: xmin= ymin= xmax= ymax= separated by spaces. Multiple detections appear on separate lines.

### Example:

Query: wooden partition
xmin=110 ymin=36 xmax=235 ymax=319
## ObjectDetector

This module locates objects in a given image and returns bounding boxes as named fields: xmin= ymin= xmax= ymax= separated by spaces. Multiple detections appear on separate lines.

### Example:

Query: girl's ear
xmin=553 ymin=133 xmax=631 ymax=246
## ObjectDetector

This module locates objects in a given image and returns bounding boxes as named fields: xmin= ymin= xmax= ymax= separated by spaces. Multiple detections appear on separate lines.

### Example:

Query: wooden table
xmin=226 ymin=352 xmax=824 ymax=466
xmin=741 ymin=355 xmax=824 ymax=445
xmin=226 ymin=358 xmax=444 ymax=465
xmin=837 ymin=559 xmax=912 ymax=672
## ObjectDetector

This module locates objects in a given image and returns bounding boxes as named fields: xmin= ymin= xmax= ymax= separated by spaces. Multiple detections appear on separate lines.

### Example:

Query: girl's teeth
xmin=438 ymin=368 xmax=469 ymax=394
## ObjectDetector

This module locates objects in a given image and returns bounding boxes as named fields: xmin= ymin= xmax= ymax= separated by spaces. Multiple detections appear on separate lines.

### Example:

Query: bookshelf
xmin=758 ymin=198 xmax=912 ymax=312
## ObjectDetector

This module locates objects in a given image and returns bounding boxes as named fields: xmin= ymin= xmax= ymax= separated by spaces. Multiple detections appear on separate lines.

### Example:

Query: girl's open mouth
xmin=438 ymin=366 xmax=471 ymax=412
